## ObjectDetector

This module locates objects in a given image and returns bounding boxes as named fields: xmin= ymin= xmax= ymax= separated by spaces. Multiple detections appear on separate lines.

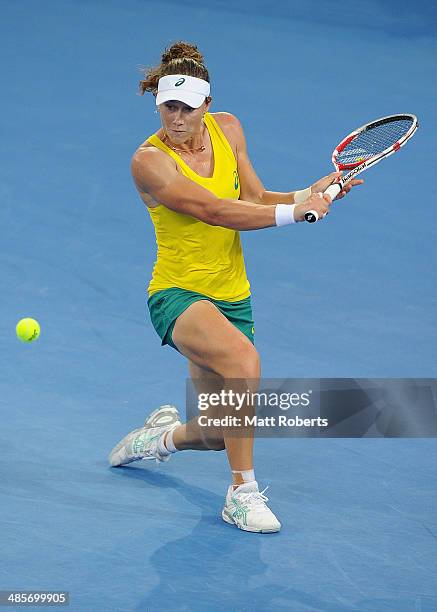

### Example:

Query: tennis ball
xmin=16 ymin=318 xmax=40 ymax=343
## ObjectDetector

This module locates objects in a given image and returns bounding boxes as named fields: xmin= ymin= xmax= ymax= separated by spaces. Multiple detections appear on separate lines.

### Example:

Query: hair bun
xmin=161 ymin=41 xmax=204 ymax=65
xmin=138 ymin=41 xmax=209 ymax=96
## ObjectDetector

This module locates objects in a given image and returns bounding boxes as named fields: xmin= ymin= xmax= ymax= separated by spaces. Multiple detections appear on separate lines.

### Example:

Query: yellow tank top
xmin=145 ymin=112 xmax=250 ymax=301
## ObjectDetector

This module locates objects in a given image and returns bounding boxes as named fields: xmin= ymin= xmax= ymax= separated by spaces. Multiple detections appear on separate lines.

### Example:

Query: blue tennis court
xmin=1 ymin=1 xmax=437 ymax=610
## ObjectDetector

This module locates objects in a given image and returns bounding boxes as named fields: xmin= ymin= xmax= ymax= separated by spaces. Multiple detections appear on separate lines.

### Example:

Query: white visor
xmin=156 ymin=74 xmax=210 ymax=109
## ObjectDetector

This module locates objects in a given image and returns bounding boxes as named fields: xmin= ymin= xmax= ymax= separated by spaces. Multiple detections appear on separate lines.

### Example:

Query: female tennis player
xmin=108 ymin=41 xmax=363 ymax=533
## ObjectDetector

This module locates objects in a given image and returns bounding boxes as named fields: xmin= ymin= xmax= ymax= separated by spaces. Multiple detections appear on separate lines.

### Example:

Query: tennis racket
xmin=304 ymin=113 xmax=419 ymax=223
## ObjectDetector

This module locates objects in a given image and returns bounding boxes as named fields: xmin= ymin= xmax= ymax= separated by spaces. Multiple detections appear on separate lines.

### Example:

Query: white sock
xmin=158 ymin=428 xmax=178 ymax=455
xmin=232 ymin=469 xmax=255 ymax=485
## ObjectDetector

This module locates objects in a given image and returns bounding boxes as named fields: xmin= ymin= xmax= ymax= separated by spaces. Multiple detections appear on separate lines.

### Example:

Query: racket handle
xmin=324 ymin=182 xmax=342 ymax=200
xmin=304 ymin=210 xmax=319 ymax=223
xmin=304 ymin=182 xmax=343 ymax=223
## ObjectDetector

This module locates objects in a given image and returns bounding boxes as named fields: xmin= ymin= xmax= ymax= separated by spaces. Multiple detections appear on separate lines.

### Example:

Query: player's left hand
xmin=311 ymin=172 xmax=364 ymax=200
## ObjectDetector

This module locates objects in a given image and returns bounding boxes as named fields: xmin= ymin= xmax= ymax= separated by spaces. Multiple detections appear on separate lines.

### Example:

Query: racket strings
xmin=336 ymin=118 xmax=414 ymax=166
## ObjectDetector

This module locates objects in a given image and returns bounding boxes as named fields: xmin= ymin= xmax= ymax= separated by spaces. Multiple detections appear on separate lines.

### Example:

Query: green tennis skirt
xmin=147 ymin=287 xmax=255 ymax=352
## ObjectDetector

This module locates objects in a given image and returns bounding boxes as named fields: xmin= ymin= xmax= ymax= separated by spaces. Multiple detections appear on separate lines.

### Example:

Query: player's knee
xmin=219 ymin=342 xmax=260 ymax=379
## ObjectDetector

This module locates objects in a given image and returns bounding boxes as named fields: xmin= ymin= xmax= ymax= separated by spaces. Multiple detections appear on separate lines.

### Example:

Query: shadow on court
xmin=116 ymin=468 xmax=350 ymax=612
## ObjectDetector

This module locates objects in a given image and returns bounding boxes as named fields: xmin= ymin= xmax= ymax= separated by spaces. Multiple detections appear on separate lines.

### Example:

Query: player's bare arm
xmin=131 ymin=147 xmax=279 ymax=230
xmin=223 ymin=112 xmax=363 ymax=209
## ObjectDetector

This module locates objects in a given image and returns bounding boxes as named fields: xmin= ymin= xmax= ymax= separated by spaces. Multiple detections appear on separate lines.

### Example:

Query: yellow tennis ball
xmin=16 ymin=318 xmax=41 ymax=343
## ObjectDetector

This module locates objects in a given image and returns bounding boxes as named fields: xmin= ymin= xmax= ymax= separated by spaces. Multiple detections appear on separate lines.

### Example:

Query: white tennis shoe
xmin=222 ymin=481 xmax=281 ymax=533
xmin=108 ymin=404 xmax=181 ymax=467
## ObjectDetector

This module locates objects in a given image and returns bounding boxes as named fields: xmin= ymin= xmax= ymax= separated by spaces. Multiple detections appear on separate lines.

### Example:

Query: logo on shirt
xmin=233 ymin=170 xmax=239 ymax=190
xmin=175 ymin=78 xmax=186 ymax=87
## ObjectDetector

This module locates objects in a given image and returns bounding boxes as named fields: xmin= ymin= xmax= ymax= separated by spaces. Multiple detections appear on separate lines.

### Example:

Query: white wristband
xmin=294 ymin=186 xmax=312 ymax=204
xmin=275 ymin=203 xmax=296 ymax=226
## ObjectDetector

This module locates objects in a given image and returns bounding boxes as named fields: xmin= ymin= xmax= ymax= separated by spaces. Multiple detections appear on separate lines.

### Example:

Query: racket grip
xmin=304 ymin=210 xmax=318 ymax=223
xmin=304 ymin=182 xmax=343 ymax=223
xmin=324 ymin=182 xmax=342 ymax=200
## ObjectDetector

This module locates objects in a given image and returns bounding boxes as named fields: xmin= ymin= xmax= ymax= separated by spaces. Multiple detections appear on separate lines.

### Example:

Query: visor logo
xmin=175 ymin=78 xmax=186 ymax=87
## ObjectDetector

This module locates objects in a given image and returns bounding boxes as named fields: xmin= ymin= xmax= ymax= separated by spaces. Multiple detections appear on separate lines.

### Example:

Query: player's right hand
xmin=294 ymin=192 xmax=332 ymax=222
